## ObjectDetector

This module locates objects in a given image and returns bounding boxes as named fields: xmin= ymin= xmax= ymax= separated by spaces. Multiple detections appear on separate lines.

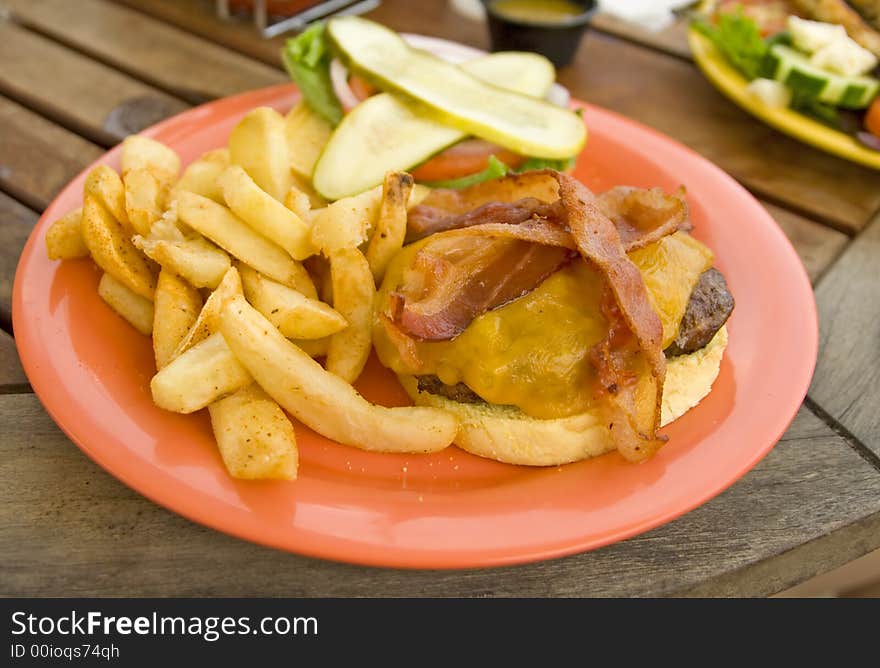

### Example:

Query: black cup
xmin=483 ymin=0 xmax=597 ymax=68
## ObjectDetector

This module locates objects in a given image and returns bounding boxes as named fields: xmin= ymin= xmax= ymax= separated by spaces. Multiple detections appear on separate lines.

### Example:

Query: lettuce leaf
xmin=516 ymin=155 xmax=576 ymax=172
xmin=693 ymin=11 xmax=769 ymax=80
xmin=282 ymin=23 xmax=343 ymax=126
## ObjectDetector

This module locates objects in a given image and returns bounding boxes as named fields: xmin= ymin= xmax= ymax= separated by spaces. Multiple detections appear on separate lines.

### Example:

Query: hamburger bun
xmin=396 ymin=326 xmax=728 ymax=466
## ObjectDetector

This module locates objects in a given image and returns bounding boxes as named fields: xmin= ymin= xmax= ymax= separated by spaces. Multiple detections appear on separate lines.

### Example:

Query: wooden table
xmin=1 ymin=0 xmax=879 ymax=597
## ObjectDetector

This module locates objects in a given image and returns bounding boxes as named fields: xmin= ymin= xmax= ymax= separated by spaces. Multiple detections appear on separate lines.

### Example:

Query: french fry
xmin=45 ymin=207 xmax=88 ymax=260
xmin=220 ymin=296 xmax=457 ymax=453
xmin=97 ymin=273 xmax=154 ymax=336
xmin=366 ymin=171 xmax=414 ymax=283
xmin=284 ymin=185 xmax=313 ymax=222
xmin=293 ymin=336 xmax=330 ymax=358
xmin=228 ymin=107 xmax=292 ymax=201
xmin=82 ymin=193 xmax=156 ymax=299
xmin=120 ymin=135 xmax=181 ymax=183
xmin=153 ymin=269 xmax=203 ymax=369
xmin=326 ymin=247 xmax=375 ymax=383
xmin=172 ymin=266 xmax=242 ymax=358
xmin=309 ymin=184 xmax=383 ymax=253
xmin=285 ymin=100 xmax=333 ymax=180
xmin=124 ymin=168 xmax=166 ymax=236
xmin=151 ymin=331 xmax=251 ymax=414
xmin=170 ymin=148 xmax=230 ymax=203
xmin=209 ymin=384 xmax=298 ymax=480
xmin=218 ymin=165 xmax=314 ymax=260
xmin=84 ymin=165 xmax=130 ymax=231
xmin=177 ymin=191 xmax=306 ymax=286
xmin=240 ymin=265 xmax=348 ymax=339
xmin=133 ymin=235 xmax=230 ymax=290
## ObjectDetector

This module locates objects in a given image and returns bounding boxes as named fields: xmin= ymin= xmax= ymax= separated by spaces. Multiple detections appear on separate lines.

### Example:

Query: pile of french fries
xmin=45 ymin=103 xmax=458 ymax=481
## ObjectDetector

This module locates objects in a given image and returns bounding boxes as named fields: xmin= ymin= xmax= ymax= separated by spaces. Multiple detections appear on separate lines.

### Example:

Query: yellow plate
xmin=688 ymin=28 xmax=880 ymax=169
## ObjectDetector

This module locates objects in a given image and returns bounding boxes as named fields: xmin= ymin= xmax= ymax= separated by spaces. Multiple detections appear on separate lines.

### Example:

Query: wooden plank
xmin=2 ymin=396 xmax=879 ymax=597
xmin=0 ymin=22 xmax=188 ymax=146
xmin=113 ymin=0 xmax=288 ymax=67
xmin=6 ymin=0 xmax=286 ymax=104
xmin=0 ymin=330 xmax=28 ymax=391
xmin=810 ymin=216 xmax=880 ymax=457
xmin=0 ymin=193 xmax=39 ymax=331
xmin=761 ymin=201 xmax=849 ymax=283
xmin=0 ymin=96 xmax=103 ymax=212
xmin=591 ymin=12 xmax=692 ymax=59
xmin=567 ymin=33 xmax=880 ymax=233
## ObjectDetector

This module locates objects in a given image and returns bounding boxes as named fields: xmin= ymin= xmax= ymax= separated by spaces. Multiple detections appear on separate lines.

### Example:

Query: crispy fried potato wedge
xmin=220 ymin=296 xmax=457 ymax=453
xmin=176 ymin=191 xmax=305 ymax=286
xmin=209 ymin=384 xmax=298 ymax=480
xmin=133 ymin=234 xmax=230 ymax=290
xmin=151 ymin=331 xmax=251 ymax=414
xmin=124 ymin=168 xmax=167 ymax=237
xmin=240 ymin=265 xmax=348 ymax=339
xmin=285 ymin=100 xmax=333 ymax=180
xmin=121 ymin=135 xmax=181 ymax=183
xmin=228 ymin=107 xmax=292 ymax=201
xmin=219 ymin=165 xmax=315 ymax=260
xmin=292 ymin=336 xmax=330 ymax=358
xmin=82 ymin=193 xmax=156 ymax=299
xmin=326 ymin=247 xmax=374 ymax=383
xmin=290 ymin=170 xmax=327 ymax=209
xmin=310 ymin=184 xmax=383 ymax=253
xmin=84 ymin=165 xmax=130 ymax=231
xmin=284 ymin=184 xmax=313 ymax=222
xmin=170 ymin=148 xmax=230 ymax=203
xmin=366 ymin=171 xmax=414 ymax=283
xmin=153 ymin=269 xmax=203 ymax=369
xmin=173 ymin=266 xmax=242 ymax=357
xmin=45 ymin=207 xmax=88 ymax=260
xmin=97 ymin=272 xmax=154 ymax=336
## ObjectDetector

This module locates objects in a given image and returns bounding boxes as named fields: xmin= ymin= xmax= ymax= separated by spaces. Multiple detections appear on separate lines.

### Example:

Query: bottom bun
xmin=398 ymin=326 xmax=728 ymax=466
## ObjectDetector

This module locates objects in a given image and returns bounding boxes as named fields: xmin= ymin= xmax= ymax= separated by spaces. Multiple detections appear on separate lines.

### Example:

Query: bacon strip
xmin=596 ymin=186 xmax=689 ymax=251
xmin=553 ymin=172 xmax=667 ymax=461
xmin=407 ymin=198 xmax=566 ymax=243
xmin=393 ymin=235 xmax=573 ymax=340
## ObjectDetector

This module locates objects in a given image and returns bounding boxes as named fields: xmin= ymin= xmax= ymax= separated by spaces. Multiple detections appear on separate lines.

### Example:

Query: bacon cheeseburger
xmin=373 ymin=170 xmax=734 ymax=465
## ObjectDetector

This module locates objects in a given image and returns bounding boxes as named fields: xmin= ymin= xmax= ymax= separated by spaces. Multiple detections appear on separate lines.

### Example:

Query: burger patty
xmin=663 ymin=268 xmax=735 ymax=357
xmin=415 ymin=267 xmax=734 ymax=402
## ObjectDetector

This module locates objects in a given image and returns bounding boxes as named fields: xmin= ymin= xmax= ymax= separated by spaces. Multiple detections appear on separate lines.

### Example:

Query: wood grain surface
xmin=811 ymin=216 xmax=880 ymax=456
xmin=0 ymin=22 xmax=188 ymax=145
xmin=5 ymin=0 xmax=286 ymax=104
xmin=0 ymin=97 xmax=103 ymax=212
xmin=1 ymin=396 xmax=878 ymax=597
xmin=762 ymin=202 xmax=848 ymax=282
xmin=0 ymin=192 xmax=39 ymax=331
xmin=0 ymin=330 xmax=27 ymax=390
xmin=591 ymin=12 xmax=691 ymax=59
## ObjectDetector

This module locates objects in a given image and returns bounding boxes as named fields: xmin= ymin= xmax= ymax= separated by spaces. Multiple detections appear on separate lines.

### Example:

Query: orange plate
xmin=12 ymin=84 xmax=817 ymax=569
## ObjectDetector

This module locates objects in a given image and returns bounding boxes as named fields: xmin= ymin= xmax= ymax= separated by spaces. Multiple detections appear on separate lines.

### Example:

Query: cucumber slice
xmin=313 ymin=51 xmax=557 ymax=200
xmin=768 ymin=44 xmax=880 ymax=109
xmin=325 ymin=16 xmax=586 ymax=159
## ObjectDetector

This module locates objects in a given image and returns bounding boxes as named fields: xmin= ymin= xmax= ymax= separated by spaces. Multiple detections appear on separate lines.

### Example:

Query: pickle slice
xmin=326 ymin=16 xmax=586 ymax=159
xmin=314 ymin=51 xmax=558 ymax=200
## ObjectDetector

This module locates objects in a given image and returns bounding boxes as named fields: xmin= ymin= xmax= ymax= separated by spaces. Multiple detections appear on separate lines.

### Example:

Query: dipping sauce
xmin=490 ymin=0 xmax=586 ymax=24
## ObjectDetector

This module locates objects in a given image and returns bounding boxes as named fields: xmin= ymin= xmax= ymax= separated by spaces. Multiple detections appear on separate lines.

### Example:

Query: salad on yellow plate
xmin=690 ymin=0 xmax=880 ymax=167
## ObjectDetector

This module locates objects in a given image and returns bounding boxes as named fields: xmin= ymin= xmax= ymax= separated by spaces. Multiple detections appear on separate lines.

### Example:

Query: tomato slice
xmin=865 ymin=97 xmax=880 ymax=138
xmin=410 ymin=139 xmax=526 ymax=182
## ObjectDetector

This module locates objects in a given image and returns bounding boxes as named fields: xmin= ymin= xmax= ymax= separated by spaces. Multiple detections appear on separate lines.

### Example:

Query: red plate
xmin=12 ymin=83 xmax=817 ymax=569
